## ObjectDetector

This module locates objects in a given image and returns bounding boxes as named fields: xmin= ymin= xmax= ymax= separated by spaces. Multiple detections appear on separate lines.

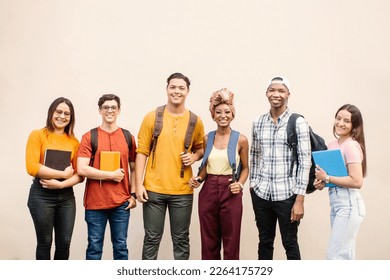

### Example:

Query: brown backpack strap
xmin=180 ymin=111 xmax=198 ymax=177
xmin=150 ymin=105 xmax=165 ymax=168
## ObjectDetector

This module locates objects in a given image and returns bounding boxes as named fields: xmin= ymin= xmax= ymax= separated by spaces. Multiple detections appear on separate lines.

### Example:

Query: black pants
xmin=250 ymin=189 xmax=301 ymax=260
xmin=27 ymin=182 xmax=76 ymax=260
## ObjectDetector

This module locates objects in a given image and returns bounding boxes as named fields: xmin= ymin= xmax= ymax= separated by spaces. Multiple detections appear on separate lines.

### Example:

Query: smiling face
xmin=266 ymin=83 xmax=290 ymax=110
xmin=334 ymin=109 xmax=353 ymax=139
xmin=166 ymin=78 xmax=189 ymax=106
xmin=51 ymin=102 xmax=71 ymax=133
xmin=99 ymin=99 xmax=120 ymax=124
xmin=213 ymin=103 xmax=233 ymax=128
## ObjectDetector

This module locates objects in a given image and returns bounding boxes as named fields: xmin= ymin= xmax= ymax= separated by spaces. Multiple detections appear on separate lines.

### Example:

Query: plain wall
xmin=1 ymin=0 xmax=389 ymax=260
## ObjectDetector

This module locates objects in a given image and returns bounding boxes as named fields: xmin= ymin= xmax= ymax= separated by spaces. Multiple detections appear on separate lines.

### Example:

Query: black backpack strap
xmin=286 ymin=113 xmax=301 ymax=177
xmin=121 ymin=128 xmax=133 ymax=163
xmin=181 ymin=111 xmax=198 ymax=177
xmin=90 ymin=127 xmax=99 ymax=166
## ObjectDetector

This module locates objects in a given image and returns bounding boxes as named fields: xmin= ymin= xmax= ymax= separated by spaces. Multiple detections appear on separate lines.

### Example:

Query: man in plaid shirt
xmin=250 ymin=76 xmax=311 ymax=260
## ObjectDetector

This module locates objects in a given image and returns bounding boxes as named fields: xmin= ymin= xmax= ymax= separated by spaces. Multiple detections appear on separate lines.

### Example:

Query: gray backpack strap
xmin=228 ymin=130 xmax=240 ymax=182
xmin=180 ymin=111 xmax=198 ymax=177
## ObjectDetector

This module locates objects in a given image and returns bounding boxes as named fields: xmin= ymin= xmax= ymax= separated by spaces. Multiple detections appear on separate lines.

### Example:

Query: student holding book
xmin=25 ymin=97 xmax=83 ymax=260
xmin=77 ymin=94 xmax=137 ymax=260
xmin=314 ymin=104 xmax=367 ymax=260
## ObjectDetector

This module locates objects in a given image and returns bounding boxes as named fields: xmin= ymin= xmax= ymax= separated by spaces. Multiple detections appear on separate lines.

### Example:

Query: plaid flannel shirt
xmin=250 ymin=108 xmax=311 ymax=201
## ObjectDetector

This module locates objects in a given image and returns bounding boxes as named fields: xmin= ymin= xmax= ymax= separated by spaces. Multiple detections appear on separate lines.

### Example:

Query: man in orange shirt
xmin=77 ymin=94 xmax=137 ymax=260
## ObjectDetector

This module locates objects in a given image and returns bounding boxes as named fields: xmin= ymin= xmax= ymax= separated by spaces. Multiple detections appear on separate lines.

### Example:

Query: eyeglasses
xmin=55 ymin=109 xmax=71 ymax=118
xmin=100 ymin=105 xmax=119 ymax=112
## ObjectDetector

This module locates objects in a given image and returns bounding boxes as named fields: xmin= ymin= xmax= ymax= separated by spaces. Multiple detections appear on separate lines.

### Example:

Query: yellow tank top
xmin=206 ymin=146 xmax=240 ymax=175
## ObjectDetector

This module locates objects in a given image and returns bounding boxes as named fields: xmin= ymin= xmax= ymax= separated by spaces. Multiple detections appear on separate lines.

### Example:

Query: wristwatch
xmin=131 ymin=192 xmax=137 ymax=199
xmin=324 ymin=175 xmax=330 ymax=184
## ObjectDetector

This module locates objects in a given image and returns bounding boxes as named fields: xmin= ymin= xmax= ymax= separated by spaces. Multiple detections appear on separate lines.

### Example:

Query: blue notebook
xmin=312 ymin=149 xmax=348 ymax=187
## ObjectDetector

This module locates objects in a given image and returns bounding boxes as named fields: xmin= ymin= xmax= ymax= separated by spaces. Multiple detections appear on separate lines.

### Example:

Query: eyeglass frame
xmin=54 ymin=109 xmax=71 ymax=118
xmin=99 ymin=105 xmax=119 ymax=112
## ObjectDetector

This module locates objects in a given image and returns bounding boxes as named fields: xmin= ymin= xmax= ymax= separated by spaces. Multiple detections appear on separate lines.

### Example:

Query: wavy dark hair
xmin=98 ymin=94 xmax=121 ymax=109
xmin=333 ymin=104 xmax=367 ymax=176
xmin=166 ymin=72 xmax=191 ymax=89
xmin=46 ymin=97 xmax=76 ymax=137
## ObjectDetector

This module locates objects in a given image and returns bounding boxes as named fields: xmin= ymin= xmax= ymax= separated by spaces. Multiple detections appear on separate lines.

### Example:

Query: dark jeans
xmin=142 ymin=191 xmax=193 ymax=260
xmin=85 ymin=201 xmax=130 ymax=260
xmin=27 ymin=181 xmax=76 ymax=260
xmin=250 ymin=189 xmax=301 ymax=260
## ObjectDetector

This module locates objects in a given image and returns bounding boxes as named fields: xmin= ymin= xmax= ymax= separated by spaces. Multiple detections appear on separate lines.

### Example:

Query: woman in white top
xmin=189 ymin=88 xmax=249 ymax=260
xmin=314 ymin=104 xmax=367 ymax=259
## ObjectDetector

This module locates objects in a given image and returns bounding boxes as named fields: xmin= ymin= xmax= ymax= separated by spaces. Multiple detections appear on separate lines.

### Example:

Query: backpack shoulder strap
xmin=184 ymin=111 xmax=198 ymax=151
xmin=228 ymin=130 xmax=240 ymax=182
xmin=181 ymin=110 xmax=198 ymax=177
xmin=90 ymin=127 xmax=99 ymax=165
xmin=286 ymin=113 xmax=300 ymax=148
xmin=198 ymin=130 xmax=216 ymax=174
xmin=150 ymin=105 xmax=165 ymax=167
xmin=287 ymin=113 xmax=303 ymax=177
xmin=227 ymin=130 xmax=240 ymax=169
xmin=153 ymin=105 xmax=165 ymax=139
xmin=121 ymin=128 xmax=133 ymax=158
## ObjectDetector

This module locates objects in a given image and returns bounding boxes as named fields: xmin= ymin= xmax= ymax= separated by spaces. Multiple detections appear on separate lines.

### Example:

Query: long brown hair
xmin=46 ymin=97 xmax=76 ymax=137
xmin=333 ymin=104 xmax=367 ymax=176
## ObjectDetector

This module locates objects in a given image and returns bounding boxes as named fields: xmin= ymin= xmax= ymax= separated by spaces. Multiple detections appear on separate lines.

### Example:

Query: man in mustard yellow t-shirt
xmin=135 ymin=73 xmax=204 ymax=260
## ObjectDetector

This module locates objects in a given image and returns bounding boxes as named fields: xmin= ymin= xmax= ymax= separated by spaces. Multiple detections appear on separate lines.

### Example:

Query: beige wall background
xmin=1 ymin=0 xmax=389 ymax=260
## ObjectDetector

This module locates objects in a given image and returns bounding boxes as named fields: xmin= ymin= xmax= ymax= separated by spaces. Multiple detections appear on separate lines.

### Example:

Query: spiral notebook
xmin=312 ymin=149 xmax=348 ymax=187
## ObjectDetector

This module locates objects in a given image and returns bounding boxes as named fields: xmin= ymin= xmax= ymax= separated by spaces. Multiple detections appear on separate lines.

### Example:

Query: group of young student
xmin=25 ymin=73 xmax=367 ymax=261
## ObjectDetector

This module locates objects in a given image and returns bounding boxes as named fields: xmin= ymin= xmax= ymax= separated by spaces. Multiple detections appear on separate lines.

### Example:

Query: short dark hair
xmin=98 ymin=94 xmax=121 ymax=109
xmin=46 ymin=97 xmax=76 ymax=137
xmin=166 ymin=73 xmax=191 ymax=89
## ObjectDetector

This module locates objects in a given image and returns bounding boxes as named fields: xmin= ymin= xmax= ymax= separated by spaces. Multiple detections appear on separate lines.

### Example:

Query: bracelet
xmin=196 ymin=177 xmax=204 ymax=183
xmin=324 ymin=175 xmax=330 ymax=184
xmin=237 ymin=182 xmax=243 ymax=189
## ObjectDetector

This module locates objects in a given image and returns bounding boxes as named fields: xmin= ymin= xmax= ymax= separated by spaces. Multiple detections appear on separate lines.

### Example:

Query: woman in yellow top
xmin=25 ymin=97 xmax=83 ymax=260
xmin=189 ymin=88 xmax=249 ymax=259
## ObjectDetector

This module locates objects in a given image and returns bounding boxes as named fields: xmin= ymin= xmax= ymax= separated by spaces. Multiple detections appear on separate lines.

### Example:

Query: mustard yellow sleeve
xmin=136 ymin=110 xmax=155 ymax=157
xmin=25 ymin=129 xmax=44 ymax=177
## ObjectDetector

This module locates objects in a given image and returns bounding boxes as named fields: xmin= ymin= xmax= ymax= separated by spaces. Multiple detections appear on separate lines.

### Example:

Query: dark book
xmin=44 ymin=149 xmax=72 ymax=171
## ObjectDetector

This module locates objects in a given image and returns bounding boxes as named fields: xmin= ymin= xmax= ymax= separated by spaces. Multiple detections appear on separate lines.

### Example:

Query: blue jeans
xmin=27 ymin=181 xmax=76 ymax=260
xmin=85 ymin=201 xmax=130 ymax=260
xmin=142 ymin=191 xmax=193 ymax=260
xmin=327 ymin=187 xmax=365 ymax=259
xmin=250 ymin=189 xmax=301 ymax=260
